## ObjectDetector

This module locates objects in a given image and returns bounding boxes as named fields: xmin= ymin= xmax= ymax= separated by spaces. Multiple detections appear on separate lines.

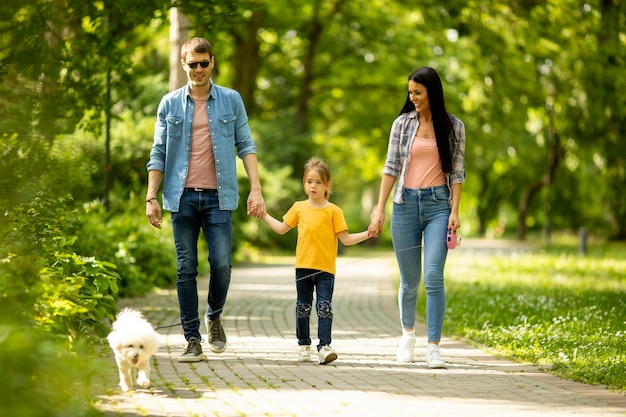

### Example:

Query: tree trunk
xmin=517 ymin=176 xmax=546 ymax=240
xmin=169 ymin=8 xmax=189 ymax=92
xmin=231 ymin=10 xmax=262 ymax=115
xmin=517 ymin=128 xmax=560 ymax=240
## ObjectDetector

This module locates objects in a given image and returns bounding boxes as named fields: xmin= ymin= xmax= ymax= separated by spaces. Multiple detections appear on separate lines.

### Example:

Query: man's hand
xmin=146 ymin=199 xmax=163 ymax=229
xmin=246 ymin=190 xmax=266 ymax=219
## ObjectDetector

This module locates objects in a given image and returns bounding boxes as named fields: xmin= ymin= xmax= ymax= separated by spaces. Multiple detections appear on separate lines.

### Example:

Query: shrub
xmin=0 ymin=324 xmax=103 ymax=417
xmin=0 ymin=195 xmax=121 ymax=339
xmin=75 ymin=195 xmax=178 ymax=297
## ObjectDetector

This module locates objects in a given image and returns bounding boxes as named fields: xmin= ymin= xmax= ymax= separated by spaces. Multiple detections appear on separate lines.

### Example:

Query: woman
xmin=368 ymin=66 xmax=466 ymax=368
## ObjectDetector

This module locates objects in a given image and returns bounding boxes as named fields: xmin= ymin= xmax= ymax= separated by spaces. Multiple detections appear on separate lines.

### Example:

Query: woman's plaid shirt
xmin=382 ymin=110 xmax=466 ymax=204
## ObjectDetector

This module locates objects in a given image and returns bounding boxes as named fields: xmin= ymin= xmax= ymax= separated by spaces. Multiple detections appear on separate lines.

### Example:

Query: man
xmin=146 ymin=37 xmax=266 ymax=362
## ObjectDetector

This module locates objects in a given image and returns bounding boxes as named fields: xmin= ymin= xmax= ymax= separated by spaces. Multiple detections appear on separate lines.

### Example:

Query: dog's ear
xmin=107 ymin=331 xmax=122 ymax=350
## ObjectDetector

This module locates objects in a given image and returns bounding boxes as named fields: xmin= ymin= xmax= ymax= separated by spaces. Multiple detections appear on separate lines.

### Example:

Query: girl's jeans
xmin=390 ymin=185 xmax=450 ymax=343
xmin=171 ymin=190 xmax=233 ymax=341
xmin=295 ymin=268 xmax=335 ymax=351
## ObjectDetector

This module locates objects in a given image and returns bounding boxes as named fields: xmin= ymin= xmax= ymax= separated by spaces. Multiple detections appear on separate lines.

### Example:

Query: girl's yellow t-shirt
xmin=283 ymin=201 xmax=348 ymax=275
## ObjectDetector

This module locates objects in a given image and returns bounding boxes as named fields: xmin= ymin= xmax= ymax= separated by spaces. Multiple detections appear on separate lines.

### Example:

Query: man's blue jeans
xmin=390 ymin=185 xmax=450 ymax=343
xmin=171 ymin=190 xmax=232 ymax=341
xmin=295 ymin=269 xmax=335 ymax=351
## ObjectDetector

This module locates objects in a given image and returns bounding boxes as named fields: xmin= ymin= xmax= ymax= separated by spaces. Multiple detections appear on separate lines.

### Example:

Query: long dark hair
xmin=399 ymin=67 xmax=454 ymax=173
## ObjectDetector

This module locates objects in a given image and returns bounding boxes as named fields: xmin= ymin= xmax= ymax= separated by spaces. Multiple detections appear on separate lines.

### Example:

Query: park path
xmin=96 ymin=244 xmax=626 ymax=417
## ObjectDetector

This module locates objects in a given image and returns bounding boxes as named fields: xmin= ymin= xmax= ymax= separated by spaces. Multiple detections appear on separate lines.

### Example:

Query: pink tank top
xmin=404 ymin=137 xmax=445 ymax=189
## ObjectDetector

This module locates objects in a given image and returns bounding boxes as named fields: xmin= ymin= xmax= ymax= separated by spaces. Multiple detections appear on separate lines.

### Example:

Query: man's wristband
xmin=146 ymin=198 xmax=157 ymax=203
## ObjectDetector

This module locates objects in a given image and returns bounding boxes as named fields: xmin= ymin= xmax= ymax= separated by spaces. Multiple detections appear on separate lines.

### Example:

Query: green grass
xmin=435 ymin=238 xmax=626 ymax=391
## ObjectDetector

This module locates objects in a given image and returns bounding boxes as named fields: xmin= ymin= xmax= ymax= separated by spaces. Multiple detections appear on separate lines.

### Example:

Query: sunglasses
xmin=186 ymin=60 xmax=211 ymax=69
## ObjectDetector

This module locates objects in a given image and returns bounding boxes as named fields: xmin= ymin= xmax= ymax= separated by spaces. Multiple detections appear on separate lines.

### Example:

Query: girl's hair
xmin=181 ymin=37 xmax=213 ymax=61
xmin=399 ymin=66 xmax=454 ymax=173
xmin=303 ymin=157 xmax=332 ymax=200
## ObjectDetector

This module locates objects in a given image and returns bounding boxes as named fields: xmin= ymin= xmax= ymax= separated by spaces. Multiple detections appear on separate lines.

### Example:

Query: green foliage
xmin=37 ymin=253 xmax=120 ymax=338
xmin=75 ymin=198 xmax=178 ymax=297
xmin=0 ymin=195 xmax=121 ymax=338
xmin=439 ymin=239 xmax=626 ymax=390
xmin=0 ymin=324 xmax=103 ymax=417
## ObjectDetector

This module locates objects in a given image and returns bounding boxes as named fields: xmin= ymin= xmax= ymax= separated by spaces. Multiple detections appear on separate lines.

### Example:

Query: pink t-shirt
xmin=404 ymin=137 xmax=445 ymax=189
xmin=185 ymin=98 xmax=217 ymax=189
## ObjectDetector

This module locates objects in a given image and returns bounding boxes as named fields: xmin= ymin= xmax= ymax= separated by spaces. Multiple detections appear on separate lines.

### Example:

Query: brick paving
xmin=96 ymin=250 xmax=626 ymax=417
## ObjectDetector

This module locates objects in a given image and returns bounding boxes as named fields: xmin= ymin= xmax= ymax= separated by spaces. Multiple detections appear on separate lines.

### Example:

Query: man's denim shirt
xmin=147 ymin=82 xmax=257 ymax=212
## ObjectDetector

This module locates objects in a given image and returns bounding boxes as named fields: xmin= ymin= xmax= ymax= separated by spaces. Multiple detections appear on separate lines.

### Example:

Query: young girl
xmin=262 ymin=157 xmax=371 ymax=364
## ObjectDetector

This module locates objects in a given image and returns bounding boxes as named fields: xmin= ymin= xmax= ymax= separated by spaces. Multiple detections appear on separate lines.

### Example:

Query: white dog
xmin=107 ymin=308 xmax=160 ymax=392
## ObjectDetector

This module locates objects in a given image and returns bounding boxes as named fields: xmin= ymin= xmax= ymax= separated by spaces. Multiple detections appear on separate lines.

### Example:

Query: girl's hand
xmin=368 ymin=210 xmax=385 ymax=238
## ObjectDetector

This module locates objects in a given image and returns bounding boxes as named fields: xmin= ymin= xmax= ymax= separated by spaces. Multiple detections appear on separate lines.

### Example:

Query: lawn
xmin=436 ymin=237 xmax=626 ymax=392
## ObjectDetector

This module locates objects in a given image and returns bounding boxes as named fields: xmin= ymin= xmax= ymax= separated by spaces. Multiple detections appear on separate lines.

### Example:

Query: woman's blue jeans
xmin=171 ymin=190 xmax=232 ymax=341
xmin=390 ymin=185 xmax=450 ymax=343
xmin=295 ymin=268 xmax=335 ymax=351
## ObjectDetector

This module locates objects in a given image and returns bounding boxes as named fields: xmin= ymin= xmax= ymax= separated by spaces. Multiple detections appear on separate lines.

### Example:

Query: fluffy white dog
xmin=107 ymin=308 xmax=160 ymax=392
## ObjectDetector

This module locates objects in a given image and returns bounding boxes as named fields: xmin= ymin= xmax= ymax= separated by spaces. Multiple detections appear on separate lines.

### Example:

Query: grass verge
xmin=435 ymin=237 xmax=626 ymax=392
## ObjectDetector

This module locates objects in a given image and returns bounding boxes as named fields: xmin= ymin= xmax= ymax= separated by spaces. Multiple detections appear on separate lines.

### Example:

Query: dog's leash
xmin=153 ymin=317 xmax=199 ymax=331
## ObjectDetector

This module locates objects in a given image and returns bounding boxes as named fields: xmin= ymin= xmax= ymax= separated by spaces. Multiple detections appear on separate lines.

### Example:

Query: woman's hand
xmin=368 ymin=209 xmax=385 ymax=238
xmin=448 ymin=212 xmax=460 ymax=232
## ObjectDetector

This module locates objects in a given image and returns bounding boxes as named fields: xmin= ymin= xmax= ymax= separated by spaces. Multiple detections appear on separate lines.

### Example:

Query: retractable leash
xmin=153 ymin=317 xmax=199 ymax=331
xmin=447 ymin=229 xmax=462 ymax=249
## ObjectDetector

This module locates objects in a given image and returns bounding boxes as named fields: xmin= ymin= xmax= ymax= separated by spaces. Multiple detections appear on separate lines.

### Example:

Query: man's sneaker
xmin=179 ymin=338 xmax=204 ymax=362
xmin=318 ymin=345 xmax=337 ymax=365
xmin=205 ymin=316 xmax=227 ymax=353
xmin=397 ymin=334 xmax=416 ymax=362
xmin=426 ymin=344 xmax=446 ymax=369
xmin=297 ymin=345 xmax=313 ymax=362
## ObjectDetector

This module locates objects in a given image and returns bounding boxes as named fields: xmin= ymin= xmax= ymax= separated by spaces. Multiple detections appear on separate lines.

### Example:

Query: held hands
xmin=367 ymin=210 xmax=385 ymax=238
xmin=246 ymin=190 xmax=266 ymax=219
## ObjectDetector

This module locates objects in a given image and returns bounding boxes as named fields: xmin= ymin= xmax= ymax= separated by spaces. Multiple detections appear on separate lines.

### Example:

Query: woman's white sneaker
xmin=426 ymin=344 xmax=446 ymax=369
xmin=397 ymin=334 xmax=416 ymax=362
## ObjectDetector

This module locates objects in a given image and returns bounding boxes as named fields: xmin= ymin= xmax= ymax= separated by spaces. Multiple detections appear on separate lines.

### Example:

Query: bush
xmin=37 ymin=252 xmax=120 ymax=338
xmin=75 ymin=195 xmax=178 ymax=297
xmin=0 ymin=324 xmax=103 ymax=417
xmin=0 ymin=195 xmax=121 ymax=338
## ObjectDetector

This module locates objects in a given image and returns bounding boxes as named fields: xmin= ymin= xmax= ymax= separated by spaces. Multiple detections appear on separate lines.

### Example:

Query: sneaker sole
xmin=205 ymin=316 xmax=228 ymax=353
xmin=178 ymin=354 xmax=206 ymax=363
xmin=427 ymin=361 xmax=446 ymax=369
xmin=208 ymin=343 xmax=227 ymax=354
xmin=319 ymin=352 xmax=337 ymax=365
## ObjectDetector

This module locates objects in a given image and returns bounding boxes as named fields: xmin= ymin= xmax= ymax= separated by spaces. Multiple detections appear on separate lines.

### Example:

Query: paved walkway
xmin=96 ymin=249 xmax=626 ymax=417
